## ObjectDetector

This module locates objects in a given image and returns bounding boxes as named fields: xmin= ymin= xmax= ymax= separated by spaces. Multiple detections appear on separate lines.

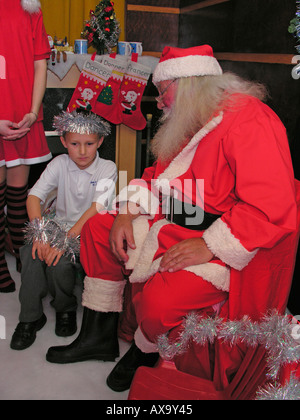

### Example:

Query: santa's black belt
xmin=165 ymin=197 xmax=221 ymax=231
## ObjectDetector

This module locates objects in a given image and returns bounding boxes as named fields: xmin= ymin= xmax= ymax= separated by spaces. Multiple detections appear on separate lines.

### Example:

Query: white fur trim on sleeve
xmin=82 ymin=277 xmax=127 ymax=312
xmin=202 ymin=218 xmax=258 ymax=271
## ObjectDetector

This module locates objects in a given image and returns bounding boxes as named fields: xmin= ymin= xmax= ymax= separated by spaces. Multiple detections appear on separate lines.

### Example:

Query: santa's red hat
xmin=152 ymin=45 xmax=223 ymax=85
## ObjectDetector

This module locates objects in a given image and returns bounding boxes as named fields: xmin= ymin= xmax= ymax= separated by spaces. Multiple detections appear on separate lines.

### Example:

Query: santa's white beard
xmin=151 ymin=108 xmax=191 ymax=165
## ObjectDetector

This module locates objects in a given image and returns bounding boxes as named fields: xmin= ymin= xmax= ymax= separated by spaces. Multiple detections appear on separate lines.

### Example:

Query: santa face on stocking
xmin=67 ymin=57 xmax=112 ymax=113
xmin=76 ymin=87 xmax=96 ymax=111
xmin=120 ymin=90 xmax=140 ymax=115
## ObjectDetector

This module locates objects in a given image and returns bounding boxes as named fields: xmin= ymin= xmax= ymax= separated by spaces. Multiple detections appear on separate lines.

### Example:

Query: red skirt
xmin=0 ymin=121 xmax=52 ymax=168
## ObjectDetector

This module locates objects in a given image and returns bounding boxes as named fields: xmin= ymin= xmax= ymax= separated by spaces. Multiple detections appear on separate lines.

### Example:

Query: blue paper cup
xmin=130 ymin=42 xmax=143 ymax=56
xmin=74 ymin=39 xmax=88 ymax=54
xmin=118 ymin=41 xmax=132 ymax=56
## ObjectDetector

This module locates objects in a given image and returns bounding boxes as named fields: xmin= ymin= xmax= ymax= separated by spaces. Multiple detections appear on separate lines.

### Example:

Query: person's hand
xmin=17 ymin=112 xmax=37 ymax=130
xmin=109 ymin=213 xmax=136 ymax=263
xmin=43 ymin=246 xmax=64 ymax=267
xmin=32 ymin=240 xmax=51 ymax=261
xmin=159 ymin=237 xmax=214 ymax=273
xmin=0 ymin=119 xmax=30 ymax=140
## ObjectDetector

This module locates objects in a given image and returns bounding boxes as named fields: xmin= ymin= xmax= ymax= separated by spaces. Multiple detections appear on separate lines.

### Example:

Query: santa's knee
xmin=137 ymin=284 xmax=178 ymax=342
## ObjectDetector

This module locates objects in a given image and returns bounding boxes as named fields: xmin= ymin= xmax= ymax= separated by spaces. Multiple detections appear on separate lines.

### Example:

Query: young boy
xmin=10 ymin=110 xmax=117 ymax=350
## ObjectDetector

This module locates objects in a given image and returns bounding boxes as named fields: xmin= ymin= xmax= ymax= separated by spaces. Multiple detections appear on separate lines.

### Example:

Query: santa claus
xmin=45 ymin=45 xmax=298 ymax=394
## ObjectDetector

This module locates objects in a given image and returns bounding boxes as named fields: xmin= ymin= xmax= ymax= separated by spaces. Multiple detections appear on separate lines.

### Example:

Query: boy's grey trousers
xmin=18 ymin=244 xmax=83 ymax=322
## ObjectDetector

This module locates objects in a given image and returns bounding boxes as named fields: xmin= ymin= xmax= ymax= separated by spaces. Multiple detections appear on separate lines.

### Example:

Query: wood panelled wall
xmin=126 ymin=0 xmax=181 ymax=52
xmin=126 ymin=0 xmax=299 ymax=170
xmin=126 ymin=0 xmax=300 ymax=314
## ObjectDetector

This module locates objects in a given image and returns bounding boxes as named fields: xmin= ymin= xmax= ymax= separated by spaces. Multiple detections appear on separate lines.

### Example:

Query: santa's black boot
xmin=46 ymin=307 xmax=119 ymax=364
xmin=106 ymin=342 xmax=159 ymax=392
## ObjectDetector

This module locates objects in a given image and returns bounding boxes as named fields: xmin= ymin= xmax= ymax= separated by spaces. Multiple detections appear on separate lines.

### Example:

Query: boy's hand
xmin=32 ymin=240 xmax=64 ymax=266
xmin=44 ymin=246 xmax=64 ymax=267
xmin=32 ymin=240 xmax=51 ymax=261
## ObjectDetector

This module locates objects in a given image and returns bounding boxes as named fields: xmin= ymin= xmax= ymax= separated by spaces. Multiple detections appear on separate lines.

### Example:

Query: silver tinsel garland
xmin=256 ymin=375 xmax=300 ymax=400
xmin=157 ymin=311 xmax=300 ymax=400
xmin=24 ymin=217 xmax=80 ymax=262
xmin=53 ymin=110 xmax=111 ymax=137
xmin=90 ymin=14 xmax=120 ymax=53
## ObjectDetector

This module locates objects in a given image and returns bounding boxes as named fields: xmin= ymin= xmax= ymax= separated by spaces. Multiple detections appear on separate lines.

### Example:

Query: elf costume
xmin=0 ymin=0 xmax=51 ymax=292
xmin=46 ymin=45 xmax=298 ymax=395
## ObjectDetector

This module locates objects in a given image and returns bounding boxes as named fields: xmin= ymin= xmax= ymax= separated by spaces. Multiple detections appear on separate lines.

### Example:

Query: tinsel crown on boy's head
xmin=53 ymin=110 xmax=111 ymax=137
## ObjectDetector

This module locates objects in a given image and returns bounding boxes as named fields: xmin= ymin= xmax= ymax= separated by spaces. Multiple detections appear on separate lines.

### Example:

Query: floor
xmin=0 ymin=252 xmax=130 ymax=400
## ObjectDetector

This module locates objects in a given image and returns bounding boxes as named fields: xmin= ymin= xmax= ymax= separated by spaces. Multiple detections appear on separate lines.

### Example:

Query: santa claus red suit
xmin=80 ymin=92 xmax=297 ymax=346
xmin=80 ymin=46 xmax=297 ymax=349
xmin=46 ymin=45 xmax=298 ymax=394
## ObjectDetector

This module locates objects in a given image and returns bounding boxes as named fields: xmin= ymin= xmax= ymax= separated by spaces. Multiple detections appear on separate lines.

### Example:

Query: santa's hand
xmin=109 ymin=213 xmax=136 ymax=263
xmin=159 ymin=237 xmax=214 ymax=273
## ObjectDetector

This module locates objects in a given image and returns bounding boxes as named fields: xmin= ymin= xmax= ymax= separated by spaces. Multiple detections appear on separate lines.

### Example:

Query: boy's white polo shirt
xmin=29 ymin=153 xmax=117 ymax=229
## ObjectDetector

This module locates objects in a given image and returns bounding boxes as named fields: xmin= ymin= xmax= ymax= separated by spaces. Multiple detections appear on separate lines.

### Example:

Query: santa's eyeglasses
xmin=155 ymin=79 xmax=177 ymax=103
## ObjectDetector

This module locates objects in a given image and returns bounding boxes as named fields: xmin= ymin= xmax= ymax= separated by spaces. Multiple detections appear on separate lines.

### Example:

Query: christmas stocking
xmin=67 ymin=54 xmax=112 ymax=113
xmin=94 ymin=53 xmax=129 ymax=125
xmin=119 ymin=54 xmax=151 ymax=130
